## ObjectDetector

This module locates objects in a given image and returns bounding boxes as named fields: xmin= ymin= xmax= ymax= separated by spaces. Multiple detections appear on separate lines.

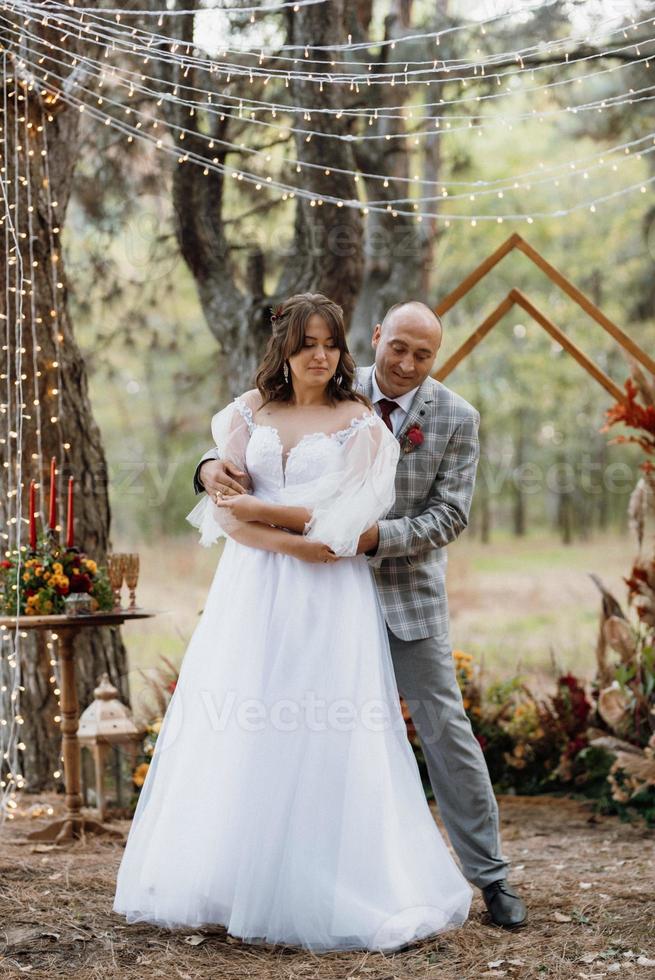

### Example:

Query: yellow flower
xmin=44 ymin=571 xmax=51 ymax=582
xmin=53 ymin=562 xmax=63 ymax=574
xmin=72 ymin=567 xmax=80 ymax=575
xmin=22 ymin=572 xmax=31 ymax=582
xmin=84 ymin=559 xmax=97 ymax=574
xmin=132 ymin=762 xmax=150 ymax=787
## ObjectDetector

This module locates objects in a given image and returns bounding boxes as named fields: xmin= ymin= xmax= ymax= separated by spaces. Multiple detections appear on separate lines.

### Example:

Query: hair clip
xmin=270 ymin=304 xmax=284 ymax=322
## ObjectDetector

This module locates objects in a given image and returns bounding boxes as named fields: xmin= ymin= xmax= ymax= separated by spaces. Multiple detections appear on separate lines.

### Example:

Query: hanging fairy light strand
xmin=20 ymin=93 xmax=65 ymax=788
xmin=12 ymin=0 xmax=655 ymax=83
xmin=34 ymin=0 xmax=325 ymax=15
xmin=9 ymin=33 xmax=655 ymax=211
xmin=0 ymin=59 xmax=69 ymax=816
xmin=17 ymin=0 xmax=647 ymax=75
xmin=12 ymin=47 xmax=655 ymax=210
xmin=8 ymin=50 xmax=653 ymax=225
xmin=22 ymin=0 xmax=610 ymax=58
xmin=6 ymin=17 xmax=655 ymax=167
xmin=6 ymin=6 xmax=655 ymax=125
xmin=0 ymin=52 xmax=27 ymax=821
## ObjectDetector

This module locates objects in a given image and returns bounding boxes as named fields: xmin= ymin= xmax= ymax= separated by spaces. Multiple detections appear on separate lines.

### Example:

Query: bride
xmin=113 ymin=292 xmax=473 ymax=952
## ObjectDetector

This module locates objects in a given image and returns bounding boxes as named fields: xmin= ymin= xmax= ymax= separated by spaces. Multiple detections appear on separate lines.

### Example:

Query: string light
xmin=7 ymin=36 xmax=655 ymax=214
xmin=22 ymin=0 xmax=632 ymax=63
xmin=7 ymin=53 xmax=654 ymax=223
xmin=0 ymin=53 xmax=67 ymax=822
xmin=6 ymin=9 xmax=655 ymax=130
xmin=0 ymin=52 xmax=27 ymax=820
xmin=6 ymin=19 xmax=655 ymax=190
xmin=45 ymin=0 xmax=322 ymax=16
xmin=9 ymin=0 xmax=655 ymax=85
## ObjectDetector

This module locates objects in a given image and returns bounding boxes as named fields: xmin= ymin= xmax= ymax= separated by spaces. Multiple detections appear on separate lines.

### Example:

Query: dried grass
xmin=1 ymin=795 xmax=653 ymax=980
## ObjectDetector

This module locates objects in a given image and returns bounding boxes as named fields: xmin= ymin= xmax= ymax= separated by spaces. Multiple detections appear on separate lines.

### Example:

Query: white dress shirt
xmin=370 ymin=370 xmax=421 ymax=437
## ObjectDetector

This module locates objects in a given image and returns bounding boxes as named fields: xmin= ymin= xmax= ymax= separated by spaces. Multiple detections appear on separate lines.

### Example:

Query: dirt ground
xmin=1 ymin=795 xmax=653 ymax=980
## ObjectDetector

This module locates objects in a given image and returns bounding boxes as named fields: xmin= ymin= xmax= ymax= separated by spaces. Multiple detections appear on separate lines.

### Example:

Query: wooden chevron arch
xmin=432 ymin=233 xmax=654 ymax=402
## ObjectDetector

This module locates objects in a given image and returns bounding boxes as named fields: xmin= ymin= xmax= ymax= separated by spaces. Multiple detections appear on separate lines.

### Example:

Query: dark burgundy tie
xmin=377 ymin=398 xmax=399 ymax=432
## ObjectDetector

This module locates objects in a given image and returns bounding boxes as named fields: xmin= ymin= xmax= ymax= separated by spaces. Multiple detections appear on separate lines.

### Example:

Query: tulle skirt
xmin=113 ymin=538 xmax=472 ymax=951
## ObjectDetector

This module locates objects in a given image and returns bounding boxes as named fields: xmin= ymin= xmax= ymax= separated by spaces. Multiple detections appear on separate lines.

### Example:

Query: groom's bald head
xmin=372 ymin=301 xmax=442 ymax=398
xmin=380 ymin=301 xmax=442 ymax=337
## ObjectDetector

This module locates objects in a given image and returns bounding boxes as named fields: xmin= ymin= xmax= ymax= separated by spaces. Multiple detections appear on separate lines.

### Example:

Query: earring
xmin=283 ymin=362 xmax=289 ymax=383
xmin=334 ymin=370 xmax=343 ymax=386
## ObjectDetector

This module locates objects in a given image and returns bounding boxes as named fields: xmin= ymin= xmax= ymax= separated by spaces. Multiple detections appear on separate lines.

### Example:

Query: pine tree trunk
xmin=0 ymin=24 xmax=128 ymax=791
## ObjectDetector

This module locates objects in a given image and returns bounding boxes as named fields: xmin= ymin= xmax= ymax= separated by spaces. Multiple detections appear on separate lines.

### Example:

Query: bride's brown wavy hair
xmin=255 ymin=293 xmax=370 ymax=408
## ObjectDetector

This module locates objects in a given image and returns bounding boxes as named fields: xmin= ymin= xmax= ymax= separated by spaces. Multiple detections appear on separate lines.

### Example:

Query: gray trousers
xmin=387 ymin=628 xmax=508 ymax=889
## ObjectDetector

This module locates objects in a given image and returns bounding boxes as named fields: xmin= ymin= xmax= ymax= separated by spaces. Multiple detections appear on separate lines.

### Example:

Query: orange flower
xmin=132 ymin=762 xmax=150 ymax=787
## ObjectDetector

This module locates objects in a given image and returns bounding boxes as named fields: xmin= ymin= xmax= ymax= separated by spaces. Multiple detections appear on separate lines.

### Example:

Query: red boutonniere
xmin=401 ymin=425 xmax=424 ymax=454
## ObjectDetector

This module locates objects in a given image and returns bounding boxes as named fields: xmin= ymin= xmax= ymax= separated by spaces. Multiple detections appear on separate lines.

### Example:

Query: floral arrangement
xmin=402 ymin=646 xmax=653 ymax=823
xmin=0 ymin=540 xmax=114 ymax=616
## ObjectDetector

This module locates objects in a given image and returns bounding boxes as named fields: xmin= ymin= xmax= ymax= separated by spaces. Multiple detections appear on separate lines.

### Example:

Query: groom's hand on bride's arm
xmin=357 ymin=524 xmax=380 ymax=557
xmin=199 ymin=459 xmax=251 ymax=497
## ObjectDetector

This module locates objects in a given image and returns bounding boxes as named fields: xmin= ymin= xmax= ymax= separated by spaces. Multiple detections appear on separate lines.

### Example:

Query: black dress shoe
xmin=481 ymin=879 xmax=527 ymax=929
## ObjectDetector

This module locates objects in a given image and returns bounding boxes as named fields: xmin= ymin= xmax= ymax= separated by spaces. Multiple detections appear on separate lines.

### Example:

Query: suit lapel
xmin=396 ymin=377 xmax=436 ymax=444
xmin=357 ymin=365 xmax=375 ymax=403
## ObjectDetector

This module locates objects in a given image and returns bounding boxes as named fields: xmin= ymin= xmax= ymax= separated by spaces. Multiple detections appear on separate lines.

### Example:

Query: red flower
xmin=167 ymin=680 xmax=177 ymax=695
xmin=0 ymin=560 xmax=11 ymax=569
xmin=407 ymin=426 xmax=424 ymax=446
xmin=69 ymin=572 xmax=92 ymax=593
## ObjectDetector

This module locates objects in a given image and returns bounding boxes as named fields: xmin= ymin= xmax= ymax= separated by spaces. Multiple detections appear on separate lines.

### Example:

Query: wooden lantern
xmin=78 ymin=673 xmax=146 ymax=820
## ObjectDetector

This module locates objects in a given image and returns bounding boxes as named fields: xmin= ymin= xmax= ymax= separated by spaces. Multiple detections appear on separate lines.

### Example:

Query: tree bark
xmin=0 ymin=18 xmax=127 ymax=791
xmin=158 ymin=0 xmax=363 ymax=394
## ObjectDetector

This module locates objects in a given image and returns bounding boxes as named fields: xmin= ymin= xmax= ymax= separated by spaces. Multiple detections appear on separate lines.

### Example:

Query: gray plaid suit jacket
xmin=192 ymin=365 xmax=480 ymax=641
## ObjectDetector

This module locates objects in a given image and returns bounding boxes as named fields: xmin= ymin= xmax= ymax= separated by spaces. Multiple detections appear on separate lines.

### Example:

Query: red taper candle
xmin=29 ymin=480 xmax=36 ymax=551
xmin=66 ymin=476 xmax=74 ymax=549
xmin=48 ymin=456 xmax=57 ymax=530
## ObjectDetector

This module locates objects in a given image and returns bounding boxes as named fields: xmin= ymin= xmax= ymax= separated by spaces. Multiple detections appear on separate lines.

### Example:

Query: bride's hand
xmin=213 ymin=492 xmax=262 ymax=523
xmin=290 ymin=538 xmax=340 ymax=564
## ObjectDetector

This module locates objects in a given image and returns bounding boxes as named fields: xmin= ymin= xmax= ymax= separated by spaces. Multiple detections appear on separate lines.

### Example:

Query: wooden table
xmin=0 ymin=610 xmax=156 ymax=843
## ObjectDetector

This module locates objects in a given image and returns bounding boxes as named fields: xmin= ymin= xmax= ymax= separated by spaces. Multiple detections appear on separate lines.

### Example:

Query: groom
xmin=192 ymin=300 xmax=527 ymax=929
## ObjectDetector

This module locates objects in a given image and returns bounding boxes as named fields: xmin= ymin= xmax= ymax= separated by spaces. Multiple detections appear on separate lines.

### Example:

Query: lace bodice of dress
xmin=234 ymin=396 xmax=376 ymax=501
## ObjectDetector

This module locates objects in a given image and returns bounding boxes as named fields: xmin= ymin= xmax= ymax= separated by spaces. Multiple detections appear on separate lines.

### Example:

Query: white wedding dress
xmin=113 ymin=393 xmax=472 ymax=951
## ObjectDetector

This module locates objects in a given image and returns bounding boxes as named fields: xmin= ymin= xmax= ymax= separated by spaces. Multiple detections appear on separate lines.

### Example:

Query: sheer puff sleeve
xmin=185 ymin=390 xmax=259 ymax=547
xmin=281 ymin=412 xmax=400 ymax=557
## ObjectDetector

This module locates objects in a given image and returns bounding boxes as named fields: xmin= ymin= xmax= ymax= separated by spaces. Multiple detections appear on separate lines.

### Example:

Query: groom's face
xmin=371 ymin=309 xmax=442 ymax=398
